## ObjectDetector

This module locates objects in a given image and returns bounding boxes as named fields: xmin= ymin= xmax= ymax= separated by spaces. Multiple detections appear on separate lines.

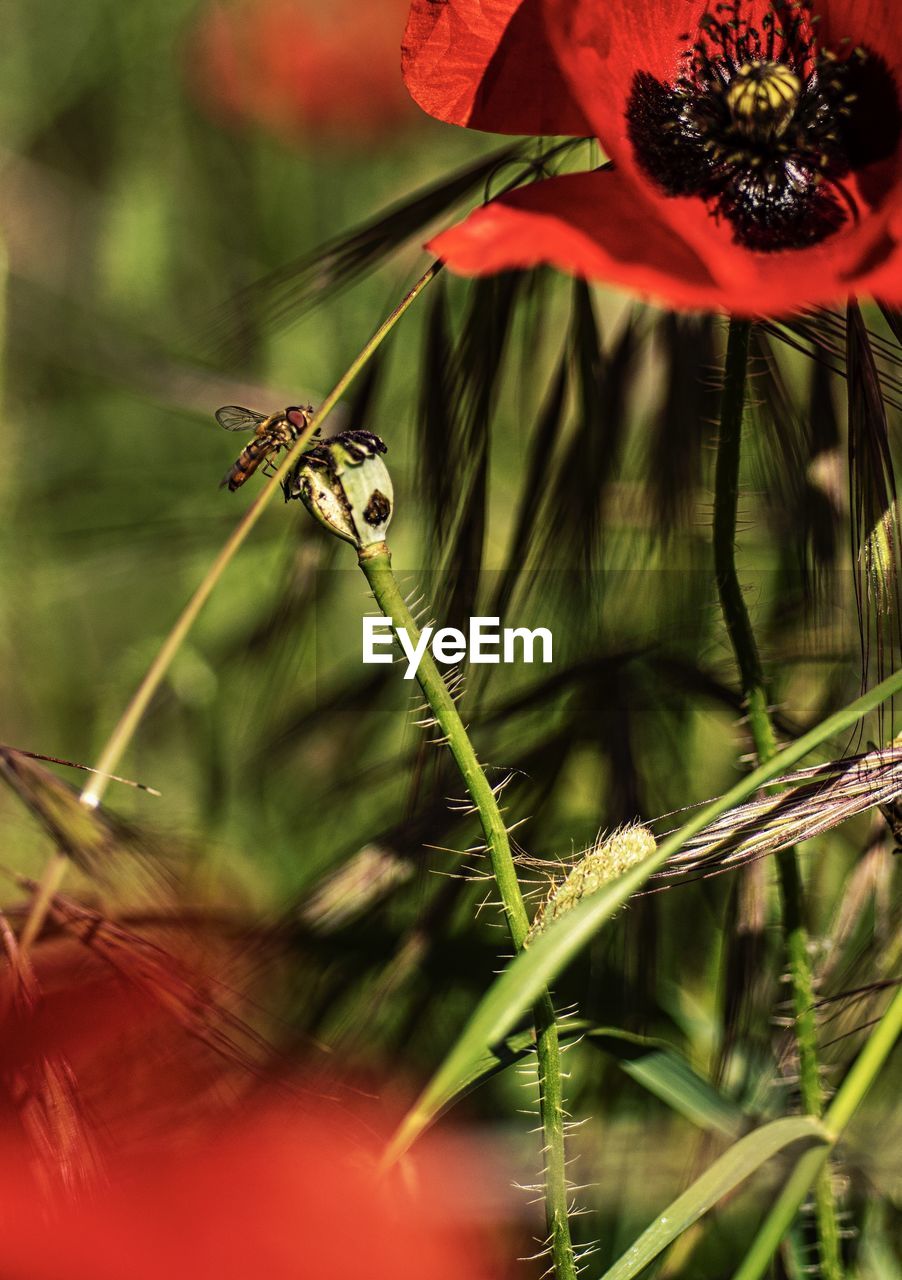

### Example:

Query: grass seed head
xmin=525 ymin=825 xmax=657 ymax=945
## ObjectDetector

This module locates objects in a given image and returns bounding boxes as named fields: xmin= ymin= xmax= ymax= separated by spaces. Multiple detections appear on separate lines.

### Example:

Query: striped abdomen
xmin=222 ymin=433 xmax=280 ymax=491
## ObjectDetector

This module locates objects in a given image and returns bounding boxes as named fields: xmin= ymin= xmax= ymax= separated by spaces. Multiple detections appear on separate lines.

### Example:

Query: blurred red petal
xmin=191 ymin=0 xmax=418 ymax=144
xmin=0 ymin=1100 xmax=507 ymax=1280
xmin=429 ymin=170 xmax=902 ymax=314
xmin=0 ymin=952 xmax=512 ymax=1279
xmin=402 ymin=0 xmax=591 ymax=135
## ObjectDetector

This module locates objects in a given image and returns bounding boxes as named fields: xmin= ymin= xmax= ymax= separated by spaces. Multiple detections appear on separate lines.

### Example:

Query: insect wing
xmin=215 ymin=405 xmax=269 ymax=433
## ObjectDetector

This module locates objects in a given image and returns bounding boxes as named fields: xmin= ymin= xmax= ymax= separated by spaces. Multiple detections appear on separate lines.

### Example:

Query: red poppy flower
xmin=0 ymin=1101 xmax=505 ymax=1280
xmin=402 ymin=0 xmax=902 ymax=314
xmin=0 ymin=945 xmax=510 ymax=1280
xmin=191 ymin=0 xmax=418 ymax=146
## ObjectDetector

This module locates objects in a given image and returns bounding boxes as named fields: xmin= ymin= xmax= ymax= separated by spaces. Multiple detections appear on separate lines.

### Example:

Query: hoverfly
xmin=216 ymin=403 xmax=315 ymax=491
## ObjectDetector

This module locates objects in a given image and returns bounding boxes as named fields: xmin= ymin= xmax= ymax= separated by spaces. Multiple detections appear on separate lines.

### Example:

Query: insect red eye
xmin=286 ymin=407 xmax=309 ymax=429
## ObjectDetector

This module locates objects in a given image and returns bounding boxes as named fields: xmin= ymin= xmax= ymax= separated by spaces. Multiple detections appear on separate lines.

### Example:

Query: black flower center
xmin=626 ymin=1 xmax=901 ymax=252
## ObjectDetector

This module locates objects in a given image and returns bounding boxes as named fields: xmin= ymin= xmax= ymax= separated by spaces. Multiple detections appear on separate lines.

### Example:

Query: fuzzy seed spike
xmin=525 ymin=825 xmax=657 ymax=944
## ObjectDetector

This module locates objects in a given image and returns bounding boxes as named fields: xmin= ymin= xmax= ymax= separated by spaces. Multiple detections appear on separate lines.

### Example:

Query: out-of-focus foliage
xmin=0 ymin=2 xmax=900 ymax=1274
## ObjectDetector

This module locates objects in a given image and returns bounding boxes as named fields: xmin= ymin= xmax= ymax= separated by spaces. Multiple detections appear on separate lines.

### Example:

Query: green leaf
xmin=599 ymin=1116 xmax=829 ymax=1280
xmin=384 ymin=854 xmax=663 ymax=1163
xmin=450 ymin=1023 xmax=745 ymax=1139
xmin=383 ymin=666 xmax=902 ymax=1165
xmin=586 ymin=1031 xmax=745 ymax=1139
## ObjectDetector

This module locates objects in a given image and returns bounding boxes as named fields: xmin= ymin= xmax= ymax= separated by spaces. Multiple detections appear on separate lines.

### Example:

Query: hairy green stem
xmin=18 ymin=261 xmax=442 ymax=954
xmin=359 ymin=544 xmax=577 ymax=1280
xmin=713 ymin=318 xmax=842 ymax=1278
xmin=734 ymin=981 xmax=902 ymax=1280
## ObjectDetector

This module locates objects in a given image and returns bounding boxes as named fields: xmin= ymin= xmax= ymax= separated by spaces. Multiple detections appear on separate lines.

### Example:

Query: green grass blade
xmin=383 ymin=666 xmax=902 ymax=1165
xmin=451 ymin=1023 xmax=745 ymax=1139
xmin=599 ymin=1116 xmax=829 ymax=1280
xmin=586 ymin=1032 xmax=745 ymax=1138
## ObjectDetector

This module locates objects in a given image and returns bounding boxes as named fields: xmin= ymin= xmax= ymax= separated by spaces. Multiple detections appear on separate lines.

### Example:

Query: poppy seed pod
xmin=284 ymin=430 xmax=393 ymax=549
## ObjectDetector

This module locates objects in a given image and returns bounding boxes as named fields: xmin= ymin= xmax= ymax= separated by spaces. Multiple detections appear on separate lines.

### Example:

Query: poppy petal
xmin=540 ymin=0 xmax=699 ymax=164
xmin=540 ymin=0 xmax=902 ymax=205
xmin=845 ymin=193 xmax=902 ymax=302
xmin=530 ymin=0 xmax=902 ymax=307
xmin=819 ymin=1 xmax=902 ymax=79
xmin=429 ymin=169 xmax=902 ymax=314
xmin=402 ymin=0 xmax=592 ymax=135
xmin=191 ymin=0 xmax=417 ymax=143
xmin=541 ymin=0 xmax=819 ymax=179
xmin=429 ymin=170 xmax=726 ymax=311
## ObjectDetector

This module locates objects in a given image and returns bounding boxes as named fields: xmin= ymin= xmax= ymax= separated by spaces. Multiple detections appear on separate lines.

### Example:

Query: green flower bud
xmin=284 ymin=430 xmax=393 ymax=549
xmin=525 ymin=825 xmax=656 ymax=945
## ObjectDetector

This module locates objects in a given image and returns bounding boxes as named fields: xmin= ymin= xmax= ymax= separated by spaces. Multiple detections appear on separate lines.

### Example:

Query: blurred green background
xmin=1 ymin=1 xmax=899 ymax=1270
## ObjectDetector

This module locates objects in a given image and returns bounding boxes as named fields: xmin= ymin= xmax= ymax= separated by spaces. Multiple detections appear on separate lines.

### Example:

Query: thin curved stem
xmin=18 ymin=261 xmax=442 ymax=954
xmin=733 ymin=981 xmax=902 ymax=1280
xmin=713 ymin=317 xmax=842 ymax=1279
xmin=359 ymin=544 xmax=577 ymax=1280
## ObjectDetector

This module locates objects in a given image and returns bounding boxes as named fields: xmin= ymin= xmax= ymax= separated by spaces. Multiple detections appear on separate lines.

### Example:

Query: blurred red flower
xmin=191 ymin=0 xmax=419 ymax=145
xmin=0 ymin=938 xmax=509 ymax=1280
xmin=403 ymin=0 xmax=902 ymax=314
xmin=0 ymin=1103 xmax=504 ymax=1280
